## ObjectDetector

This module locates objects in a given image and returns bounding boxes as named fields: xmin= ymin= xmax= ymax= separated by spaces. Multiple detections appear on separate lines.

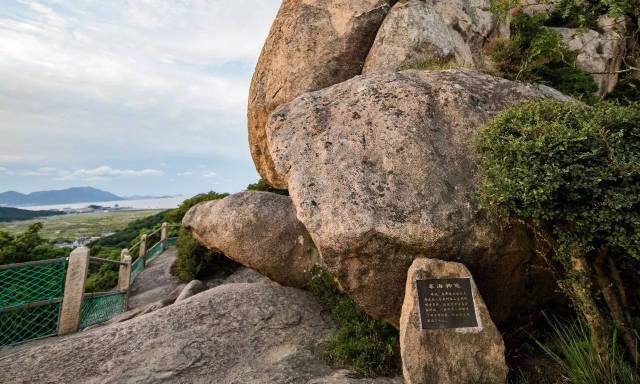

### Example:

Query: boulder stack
xmin=248 ymin=0 xmax=394 ymax=188
xmin=267 ymin=69 xmax=566 ymax=326
xmin=183 ymin=191 xmax=321 ymax=288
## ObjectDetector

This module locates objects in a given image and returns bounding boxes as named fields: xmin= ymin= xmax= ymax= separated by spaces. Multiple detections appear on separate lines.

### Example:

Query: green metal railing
xmin=0 ymin=224 xmax=180 ymax=346
xmin=0 ymin=258 xmax=67 ymax=346
xmin=80 ymin=291 xmax=127 ymax=329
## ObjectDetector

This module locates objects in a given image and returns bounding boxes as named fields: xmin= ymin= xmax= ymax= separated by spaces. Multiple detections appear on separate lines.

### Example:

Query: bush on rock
xmin=475 ymin=99 xmax=640 ymax=362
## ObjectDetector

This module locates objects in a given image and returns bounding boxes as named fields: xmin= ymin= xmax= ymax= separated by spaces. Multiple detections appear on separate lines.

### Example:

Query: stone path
xmin=127 ymin=246 xmax=183 ymax=309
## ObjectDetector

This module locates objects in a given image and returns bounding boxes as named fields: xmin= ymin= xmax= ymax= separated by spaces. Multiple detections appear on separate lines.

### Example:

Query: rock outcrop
xmin=175 ymin=280 xmax=207 ymax=302
xmin=267 ymin=69 xmax=567 ymax=326
xmin=400 ymin=258 xmax=507 ymax=384
xmin=554 ymin=16 xmax=626 ymax=96
xmin=363 ymin=0 xmax=506 ymax=73
xmin=0 ymin=282 xmax=401 ymax=383
xmin=248 ymin=0 xmax=394 ymax=188
xmin=183 ymin=191 xmax=321 ymax=288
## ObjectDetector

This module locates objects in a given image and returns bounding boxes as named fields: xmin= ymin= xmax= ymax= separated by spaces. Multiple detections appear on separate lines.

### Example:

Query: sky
xmin=0 ymin=0 xmax=282 ymax=197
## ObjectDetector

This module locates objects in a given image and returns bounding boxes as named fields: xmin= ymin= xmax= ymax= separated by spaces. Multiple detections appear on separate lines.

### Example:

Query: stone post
xmin=118 ymin=249 xmax=132 ymax=308
xmin=139 ymin=234 xmax=147 ymax=268
xmin=118 ymin=249 xmax=132 ymax=291
xmin=58 ymin=247 xmax=90 ymax=336
xmin=161 ymin=222 xmax=168 ymax=250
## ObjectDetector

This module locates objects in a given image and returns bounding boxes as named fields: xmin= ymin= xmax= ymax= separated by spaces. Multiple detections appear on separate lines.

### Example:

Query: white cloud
xmin=0 ymin=0 xmax=280 ymax=171
xmin=202 ymin=171 xmax=217 ymax=178
xmin=50 ymin=165 xmax=164 ymax=181
xmin=74 ymin=166 xmax=164 ymax=178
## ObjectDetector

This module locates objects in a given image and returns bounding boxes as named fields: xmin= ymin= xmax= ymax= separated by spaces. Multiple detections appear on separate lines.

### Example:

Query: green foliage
xmin=174 ymin=228 xmax=238 ymax=282
xmin=246 ymin=179 xmax=289 ymax=195
xmin=475 ymin=100 xmax=640 ymax=265
xmin=536 ymin=318 xmax=639 ymax=383
xmin=607 ymin=74 xmax=640 ymax=104
xmin=549 ymin=0 xmax=639 ymax=27
xmin=308 ymin=269 xmax=400 ymax=377
xmin=0 ymin=223 xmax=66 ymax=265
xmin=0 ymin=207 xmax=62 ymax=222
xmin=172 ymin=191 xmax=237 ymax=282
xmin=401 ymin=57 xmax=470 ymax=71
xmin=490 ymin=0 xmax=520 ymax=21
xmin=165 ymin=191 xmax=229 ymax=223
xmin=488 ymin=13 xmax=598 ymax=100
xmin=89 ymin=210 xmax=168 ymax=249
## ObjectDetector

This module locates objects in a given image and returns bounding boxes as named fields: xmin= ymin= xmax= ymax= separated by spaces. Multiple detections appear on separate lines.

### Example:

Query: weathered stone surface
xmin=309 ymin=370 xmax=403 ymax=384
xmin=183 ymin=191 xmax=321 ymax=288
xmin=400 ymin=258 xmax=507 ymax=384
xmin=127 ymin=246 xmax=182 ymax=310
xmin=102 ymin=297 xmax=175 ymax=326
xmin=0 ymin=282 xmax=399 ymax=383
xmin=267 ymin=69 xmax=567 ymax=326
xmin=363 ymin=0 xmax=506 ymax=73
xmin=554 ymin=16 xmax=626 ymax=96
xmin=222 ymin=267 xmax=279 ymax=286
xmin=175 ymin=280 xmax=207 ymax=302
xmin=248 ymin=0 xmax=394 ymax=188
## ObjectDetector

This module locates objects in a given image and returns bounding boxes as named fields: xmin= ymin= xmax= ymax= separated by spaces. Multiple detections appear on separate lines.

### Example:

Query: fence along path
xmin=0 ymin=222 xmax=180 ymax=346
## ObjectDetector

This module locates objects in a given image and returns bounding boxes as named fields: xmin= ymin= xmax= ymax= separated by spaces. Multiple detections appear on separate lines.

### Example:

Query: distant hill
xmin=0 ymin=207 xmax=64 ymax=222
xmin=0 ymin=187 xmax=124 ymax=206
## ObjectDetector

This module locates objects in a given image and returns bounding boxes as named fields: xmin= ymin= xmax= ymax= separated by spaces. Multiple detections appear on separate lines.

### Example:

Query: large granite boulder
xmin=267 ymin=69 xmax=568 ymax=326
xmin=400 ymin=258 xmax=507 ymax=384
xmin=183 ymin=191 xmax=321 ymax=288
xmin=363 ymin=0 xmax=506 ymax=73
xmin=0 ymin=282 xmax=401 ymax=383
xmin=248 ymin=0 xmax=394 ymax=188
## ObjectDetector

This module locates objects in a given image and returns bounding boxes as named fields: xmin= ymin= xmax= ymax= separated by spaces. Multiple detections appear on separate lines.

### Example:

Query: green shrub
xmin=487 ymin=13 xmax=598 ymax=100
xmin=308 ymin=269 xmax=400 ymax=377
xmin=246 ymin=178 xmax=289 ymax=195
xmin=165 ymin=191 xmax=229 ymax=223
xmin=174 ymin=228 xmax=239 ymax=282
xmin=170 ymin=191 xmax=237 ymax=282
xmin=475 ymin=99 xmax=640 ymax=359
xmin=0 ymin=223 xmax=66 ymax=265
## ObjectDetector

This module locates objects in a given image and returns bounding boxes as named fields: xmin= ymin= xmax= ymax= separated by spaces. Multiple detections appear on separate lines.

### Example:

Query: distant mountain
xmin=0 ymin=207 xmax=64 ymax=222
xmin=0 ymin=187 xmax=124 ymax=207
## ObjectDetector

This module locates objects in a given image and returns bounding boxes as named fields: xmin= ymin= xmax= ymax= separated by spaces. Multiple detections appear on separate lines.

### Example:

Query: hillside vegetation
xmin=0 ymin=207 xmax=62 ymax=222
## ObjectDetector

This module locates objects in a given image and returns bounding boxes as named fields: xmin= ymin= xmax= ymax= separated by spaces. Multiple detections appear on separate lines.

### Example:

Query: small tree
xmin=475 ymin=100 xmax=640 ymax=359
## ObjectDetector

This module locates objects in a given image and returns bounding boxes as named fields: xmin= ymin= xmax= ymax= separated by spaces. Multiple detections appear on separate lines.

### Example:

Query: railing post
xmin=118 ymin=249 xmax=132 ymax=308
xmin=118 ymin=249 xmax=132 ymax=290
xmin=59 ymin=247 xmax=90 ymax=336
xmin=161 ymin=222 xmax=168 ymax=250
xmin=139 ymin=234 xmax=147 ymax=268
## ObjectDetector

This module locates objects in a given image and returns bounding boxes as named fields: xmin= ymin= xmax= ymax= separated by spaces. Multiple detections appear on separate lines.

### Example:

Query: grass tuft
xmin=308 ymin=269 xmax=400 ymax=377
xmin=536 ymin=318 xmax=639 ymax=384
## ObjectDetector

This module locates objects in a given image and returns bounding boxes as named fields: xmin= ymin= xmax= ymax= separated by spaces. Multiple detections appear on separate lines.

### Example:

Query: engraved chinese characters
xmin=415 ymin=278 xmax=478 ymax=330
xmin=400 ymin=259 xmax=507 ymax=384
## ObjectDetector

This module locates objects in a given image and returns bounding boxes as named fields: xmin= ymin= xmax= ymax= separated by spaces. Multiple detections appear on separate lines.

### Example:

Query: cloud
xmin=0 ymin=0 xmax=280 ymax=193
xmin=51 ymin=166 xmax=164 ymax=181
xmin=202 ymin=171 xmax=217 ymax=178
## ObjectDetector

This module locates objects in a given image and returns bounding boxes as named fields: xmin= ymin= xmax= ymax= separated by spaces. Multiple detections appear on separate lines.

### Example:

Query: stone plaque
xmin=415 ymin=278 xmax=478 ymax=330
